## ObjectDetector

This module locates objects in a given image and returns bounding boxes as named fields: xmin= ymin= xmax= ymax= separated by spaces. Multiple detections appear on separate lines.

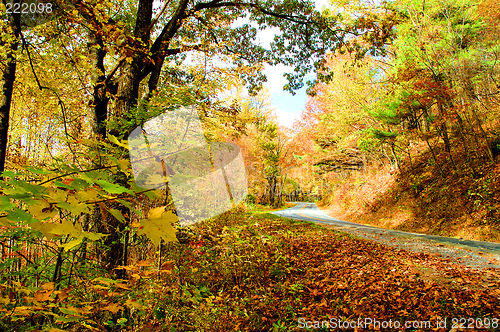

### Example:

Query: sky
xmin=260 ymin=0 xmax=331 ymax=128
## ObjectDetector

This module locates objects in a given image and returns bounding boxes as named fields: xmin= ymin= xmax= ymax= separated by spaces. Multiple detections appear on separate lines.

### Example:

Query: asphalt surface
xmin=272 ymin=202 xmax=500 ymax=271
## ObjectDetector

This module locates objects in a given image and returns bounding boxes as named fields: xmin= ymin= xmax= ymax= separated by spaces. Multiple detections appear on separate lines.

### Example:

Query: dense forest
xmin=0 ymin=0 xmax=499 ymax=331
xmin=290 ymin=0 xmax=500 ymax=241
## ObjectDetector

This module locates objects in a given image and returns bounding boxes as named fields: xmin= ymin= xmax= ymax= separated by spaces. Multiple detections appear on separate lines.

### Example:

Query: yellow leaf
xmin=50 ymin=219 xmax=83 ymax=238
xmin=30 ymin=221 xmax=57 ymax=240
xmin=13 ymin=306 xmax=36 ymax=316
xmin=41 ymin=282 xmax=55 ymax=291
xmin=66 ymin=196 xmax=91 ymax=214
xmin=108 ymin=134 xmax=129 ymax=148
xmin=54 ymin=288 xmax=70 ymax=301
xmin=33 ymin=289 xmax=53 ymax=302
xmin=82 ymin=231 xmax=106 ymax=241
xmin=108 ymin=208 xmax=125 ymax=223
xmin=115 ymin=265 xmax=135 ymax=271
xmin=63 ymin=305 xmax=92 ymax=315
xmin=137 ymin=259 xmax=154 ymax=267
xmin=115 ymin=283 xmax=130 ymax=289
xmin=80 ymin=322 xmax=101 ymax=331
xmin=116 ymin=159 xmax=131 ymax=173
xmin=27 ymin=199 xmax=57 ymax=220
xmin=136 ymin=208 xmax=178 ymax=246
xmin=148 ymin=206 xmax=166 ymax=219
xmin=0 ymin=217 xmax=12 ymax=226
xmin=76 ymin=189 xmax=99 ymax=202
xmin=46 ymin=188 xmax=67 ymax=204
xmin=160 ymin=260 xmax=174 ymax=271
xmin=59 ymin=236 xmax=84 ymax=251
xmin=124 ymin=299 xmax=144 ymax=309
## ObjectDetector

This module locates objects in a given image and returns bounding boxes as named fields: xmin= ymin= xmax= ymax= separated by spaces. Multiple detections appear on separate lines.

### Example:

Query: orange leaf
xmin=102 ymin=303 xmax=124 ymax=314
xmin=160 ymin=260 xmax=174 ymax=271
xmin=33 ymin=290 xmax=53 ymax=302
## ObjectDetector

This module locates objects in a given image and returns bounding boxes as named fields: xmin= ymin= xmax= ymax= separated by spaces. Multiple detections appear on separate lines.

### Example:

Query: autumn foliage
xmin=295 ymin=0 xmax=500 ymax=241
xmin=1 ymin=0 xmax=500 ymax=330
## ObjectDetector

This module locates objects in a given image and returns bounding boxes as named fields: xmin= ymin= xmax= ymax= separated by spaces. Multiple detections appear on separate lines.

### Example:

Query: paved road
xmin=272 ymin=202 xmax=500 ymax=270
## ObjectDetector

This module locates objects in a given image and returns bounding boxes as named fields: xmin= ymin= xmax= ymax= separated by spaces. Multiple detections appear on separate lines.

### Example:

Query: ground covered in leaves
xmin=1 ymin=206 xmax=500 ymax=331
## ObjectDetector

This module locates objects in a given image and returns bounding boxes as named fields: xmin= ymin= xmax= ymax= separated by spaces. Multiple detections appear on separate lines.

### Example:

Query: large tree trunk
xmin=0 ymin=3 xmax=21 ymax=176
xmin=112 ymin=0 xmax=153 ymax=134
xmin=87 ymin=0 xmax=155 ymax=275
xmin=85 ymin=0 xmax=190 ymax=274
xmin=88 ymin=32 xmax=109 ymax=139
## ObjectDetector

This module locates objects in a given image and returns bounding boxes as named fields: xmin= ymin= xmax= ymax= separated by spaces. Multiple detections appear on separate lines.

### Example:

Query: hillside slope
xmin=320 ymin=139 xmax=500 ymax=243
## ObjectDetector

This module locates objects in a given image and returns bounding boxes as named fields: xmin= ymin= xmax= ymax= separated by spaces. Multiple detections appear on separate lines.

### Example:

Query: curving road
xmin=272 ymin=202 xmax=500 ymax=270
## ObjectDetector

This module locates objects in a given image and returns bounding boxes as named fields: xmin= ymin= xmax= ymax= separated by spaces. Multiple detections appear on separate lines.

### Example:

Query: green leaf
xmin=0 ymin=170 xmax=18 ymax=177
xmin=3 ymin=208 xmax=36 ymax=224
xmin=0 ymin=196 xmax=15 ymax=211
xmin=129 ymin=181 xmax=161 ymax=199
xmin=11 ymin=180 xmax=48 ymax=196
xmin=25 ymin=166 xmax=53 ymax=175
xmin=53 ymin=178 xmax=90 ymax=191
xmin=108 ymin=208 xmax=126 ymax=223
xmin=95 ymin=179 xmax=131 ymax=194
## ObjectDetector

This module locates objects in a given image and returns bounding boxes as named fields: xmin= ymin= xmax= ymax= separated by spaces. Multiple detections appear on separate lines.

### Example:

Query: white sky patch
xmin=184 ymin=0 xmax=332 ymax=128
xmin=274 ymin=107 xmax=300 ymax=128
xmin=263 ymin=63 xmax=289 ymax=93
xmin=259 ymin=0 xmax=332 ymax=128
xmin=314 ymin=0 xmax=332 ymax=11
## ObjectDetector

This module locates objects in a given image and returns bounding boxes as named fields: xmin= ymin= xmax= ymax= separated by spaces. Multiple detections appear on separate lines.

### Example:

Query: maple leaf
xmin=102 ymin=303 xmax=124 ymax=314
xmin=33 ymin=289 xmax=53 ymax=302
xmin=136 ymin=206 xmax=178 ymax=246
xmin=30 ymin=219 xmax=107 ymax=248
xmin=160 ymin=260 xmax=175 ymax=271
xmin=27 ymin=199 xmax=57 ymax=220
xmin=54 ymin=287 xmax=70 ymax=302
xmin=76 ymin=189 xmax=100 ymax=202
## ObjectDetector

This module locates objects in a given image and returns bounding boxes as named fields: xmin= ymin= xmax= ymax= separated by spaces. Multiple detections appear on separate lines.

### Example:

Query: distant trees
xmin=295 ymin=0 xmax=500 ymax=186
xmin=229 ymin=87 xmax=293 ymax=207
xmin=378 ymin=0 xmax=500 ymax=175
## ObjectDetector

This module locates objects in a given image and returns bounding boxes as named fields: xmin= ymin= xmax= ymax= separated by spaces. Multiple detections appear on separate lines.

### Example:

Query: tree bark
xmin=88 ymin=32 xmax=109 ymax=139
xmin=0 ymin=3 xmax=21 ymax=176
xmin=88 ymin=0 xmax=158 ymax=275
